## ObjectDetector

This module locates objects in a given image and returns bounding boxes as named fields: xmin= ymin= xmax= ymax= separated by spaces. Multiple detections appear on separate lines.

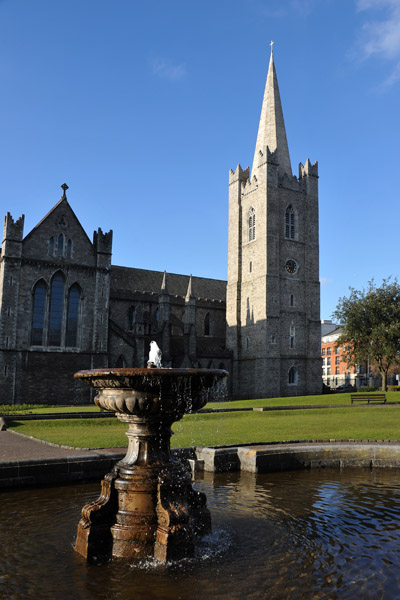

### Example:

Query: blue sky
xmin=0 ymin=0 xmax=399 ymax=319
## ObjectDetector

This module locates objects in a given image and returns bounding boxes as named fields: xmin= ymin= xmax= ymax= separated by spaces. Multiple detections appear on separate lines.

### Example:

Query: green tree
xmin=333 ymin=279 xmax=400 ymax=391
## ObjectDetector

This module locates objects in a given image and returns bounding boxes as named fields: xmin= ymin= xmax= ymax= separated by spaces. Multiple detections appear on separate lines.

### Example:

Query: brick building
xmin=321 ymin=324 xmax=380 ymax=389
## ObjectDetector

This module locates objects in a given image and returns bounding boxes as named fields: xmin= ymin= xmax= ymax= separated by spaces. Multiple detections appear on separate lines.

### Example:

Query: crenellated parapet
xmin=2 ymin=213 xmax=24 ymax=244
xmin=299 ymin=158 xmax=318 ymax=179
xmin=229 ymin=164 xmax=250 ymax=186
xmin=93 ymin=227 xmax=113 ymax=255
xmin=1 ymin=213 xmax=25 ymax=258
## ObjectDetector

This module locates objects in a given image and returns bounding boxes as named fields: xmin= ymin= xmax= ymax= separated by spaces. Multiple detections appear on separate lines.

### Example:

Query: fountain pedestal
xmin=74 ymin=368 xmax=226 ymax=562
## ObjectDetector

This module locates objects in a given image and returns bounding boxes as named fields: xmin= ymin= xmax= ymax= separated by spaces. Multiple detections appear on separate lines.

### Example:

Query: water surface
xmin=1 ymin=468 xmax=400 ymax=599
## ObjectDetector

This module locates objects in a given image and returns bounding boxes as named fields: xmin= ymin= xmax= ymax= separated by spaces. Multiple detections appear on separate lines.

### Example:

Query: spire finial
xmin=61 ymin=183 xmax=69 ymax=199
xmin=160 ymin=270 xmax=168 ymax=293
xmin=270 ymin=40 xmax=274 ymax=55
xmin=185 ymin=274 xmax=193 ymax=300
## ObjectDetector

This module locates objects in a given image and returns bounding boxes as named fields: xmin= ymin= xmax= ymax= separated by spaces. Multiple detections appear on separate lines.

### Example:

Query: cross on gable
xmin=61 ymin=183 xmax=69 ymax=199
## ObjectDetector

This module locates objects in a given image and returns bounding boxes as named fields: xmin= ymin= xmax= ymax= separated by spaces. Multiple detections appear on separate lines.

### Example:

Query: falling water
xmin=148 ymin=341 xmax=162 ymax=368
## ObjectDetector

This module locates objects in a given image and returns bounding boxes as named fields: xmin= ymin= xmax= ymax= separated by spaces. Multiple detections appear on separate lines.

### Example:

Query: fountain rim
xmin=74 ymin=367 xmax=229 ymax=380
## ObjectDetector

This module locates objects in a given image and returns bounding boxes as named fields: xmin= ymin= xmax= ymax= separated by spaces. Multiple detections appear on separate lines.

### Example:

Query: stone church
xmin=0 ymin=50 xmax=321 ymax=404
xmin=226 ymin=48 xmax=321 ymax=398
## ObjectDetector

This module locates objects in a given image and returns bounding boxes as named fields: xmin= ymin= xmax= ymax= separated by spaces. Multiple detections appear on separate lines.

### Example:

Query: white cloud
xmin=151 ymin=58 xmax=186 ymax=81
xmin=355 ymin=0 xmax=400 ymax=87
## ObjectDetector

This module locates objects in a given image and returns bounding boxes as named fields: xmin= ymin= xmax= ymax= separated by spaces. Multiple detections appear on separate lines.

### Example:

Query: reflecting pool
xmin=1 ymin=468 xmax=400 ymax=599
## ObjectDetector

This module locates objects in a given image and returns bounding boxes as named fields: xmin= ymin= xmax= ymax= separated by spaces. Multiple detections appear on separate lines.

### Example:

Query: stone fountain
xmin=74 ymin=344 xmax=228 ymax=563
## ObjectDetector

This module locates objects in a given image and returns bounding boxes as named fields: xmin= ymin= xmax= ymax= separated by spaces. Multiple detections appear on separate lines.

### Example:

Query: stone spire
xmin=160 ymin=270 xmax=168 ymax=294
xmin=185 ymin=274 xmax=194 ymax=301
xmin=251 ymin=44 xmax=292 ymax=177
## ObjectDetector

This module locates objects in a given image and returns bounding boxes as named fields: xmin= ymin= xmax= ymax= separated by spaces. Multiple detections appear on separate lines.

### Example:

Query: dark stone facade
xmin=0 ymin=189 xmax=230 ymax=405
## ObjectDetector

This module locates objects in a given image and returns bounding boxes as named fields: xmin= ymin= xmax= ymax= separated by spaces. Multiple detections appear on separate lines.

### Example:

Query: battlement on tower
xmin=299 ymin=158 xmax=318 ymax=179
xmin=2 ymin=212 xmax=24 ymax=243
xmin=229 ymin=164 xmax=250 ymax=185
xmin=93 ymin=227 xmax=113 ymax=255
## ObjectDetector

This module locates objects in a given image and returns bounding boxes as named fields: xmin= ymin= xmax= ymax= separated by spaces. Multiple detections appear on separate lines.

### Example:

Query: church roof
xmin=252 ymin=46 xmax=292 ymax=177
xmin=110 ymin=265 xmax=226 ymax=302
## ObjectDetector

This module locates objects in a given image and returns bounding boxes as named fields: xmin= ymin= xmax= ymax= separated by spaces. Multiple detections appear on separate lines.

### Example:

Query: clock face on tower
xmin=285 ymin=259 xmax=297 ymax=274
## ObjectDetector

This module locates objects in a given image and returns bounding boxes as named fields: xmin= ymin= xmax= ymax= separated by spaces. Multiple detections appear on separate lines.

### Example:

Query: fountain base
xmin=75 ymin=454 xmax=211 ymax=562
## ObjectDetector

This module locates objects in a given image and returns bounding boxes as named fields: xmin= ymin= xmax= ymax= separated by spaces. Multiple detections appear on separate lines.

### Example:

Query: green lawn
xmin=207 ymin=391 xmax=400 ymax=409
xmin=8 ymin=405 xmax=400 ymax=449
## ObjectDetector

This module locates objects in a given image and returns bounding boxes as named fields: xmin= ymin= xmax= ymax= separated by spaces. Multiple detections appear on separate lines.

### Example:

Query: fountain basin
xmin=75 ymin=367 xmax=227 ymax=417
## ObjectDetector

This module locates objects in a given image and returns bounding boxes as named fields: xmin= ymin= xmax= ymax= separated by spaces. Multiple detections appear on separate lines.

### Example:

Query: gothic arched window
xmin=66 ymin=239 xmax=72 ymax=258
xmin=48 ymin=272 xmax=65 ymax=346
xmin=204 ymin=313 xmax=210 ymax=336
xmin=290 ymin=323 xmax=295 ymax=349
xmin=116 ymin=355 xmax=126 ymax=368
xmin=248 ymin=207 xmax=256 ymax=242
xmin=285 ymin=205 xmax=296 ymax=240
xmin=57 ymin=234 xmax=64 ymax=257
xmin=129 ymin=306 xmax=136 ymax=329
xmin=288 ymin=366 xmax=298 ymax=385
xmin=31 ymin=280 xmax=47 ymax=345
xmin=66 ymin=284 xmax=81 ymax=347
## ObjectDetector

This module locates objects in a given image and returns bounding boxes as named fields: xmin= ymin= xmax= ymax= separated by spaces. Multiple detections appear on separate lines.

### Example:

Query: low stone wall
xmin=194 ymin=442 xmax=400 ymax=473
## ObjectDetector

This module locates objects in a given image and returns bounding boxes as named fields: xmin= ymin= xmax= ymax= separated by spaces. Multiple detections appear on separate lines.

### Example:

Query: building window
xmin=327 ymin=367 xmax=331 ymax=375
xmin=285 ymin=205 xmax=296 ymax=240
xmin=66 ymin=284 xmax=81 ymax=347
xmin=57 ymin=234 xmax=64 ymax=257
xmin=248 ymin=207 xmax=256 ymax=242
xmin=290 ymin=294 xmax=294 ymax=307
xmin=204 ymin=313 xmax=211 ymax=336
xmin=249 ymin=261 xmax=252 ymax=273
xmin=335 ymin=367 xmax=339 ymax=374
xmin=129 ymin=306 xmax=136 ymax=329
xmin=116 ymin=355 xmax=126 ymax=368
xmin=335 ymin=356 xmax=340 ymax=365
xmin=288 ymin=366 xmax=298 ymax=385
xmin=48 ymin=272 xmax=65 ymax=346
xmin=31 ymin=280 xmax=47 ymax=346
xmin=335 ymin=346 xmax=339 ymax=354
xmin=271 ymin=335 xmax=276 ymax=344
xmin=327 ymin=357 xmax=331 ymax=366
xmin=66 ymin=239 xmax=72 ymax=258
xmin=327 ymin=347 xmax=331 ymax=355
xmin=290 ymin=324 xmax=295 ymax=348
xmin=322 ymin=348 xmax=325 ymax=356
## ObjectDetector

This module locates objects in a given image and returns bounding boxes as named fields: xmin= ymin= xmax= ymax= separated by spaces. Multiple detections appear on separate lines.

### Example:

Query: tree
xmin=333 ymin=278 xmax=400 ymax=391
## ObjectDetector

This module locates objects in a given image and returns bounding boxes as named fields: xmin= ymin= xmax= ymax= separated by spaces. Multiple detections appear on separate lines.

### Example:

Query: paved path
xmin=0 ymin=429 xmax=124 ymax=463
xmin=0 ymin=429 xmax=126 ymax=488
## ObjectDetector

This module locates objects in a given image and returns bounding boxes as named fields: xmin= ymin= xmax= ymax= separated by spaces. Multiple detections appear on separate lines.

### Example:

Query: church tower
xmin=226 ymin=46 xmax=321 ymax=398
